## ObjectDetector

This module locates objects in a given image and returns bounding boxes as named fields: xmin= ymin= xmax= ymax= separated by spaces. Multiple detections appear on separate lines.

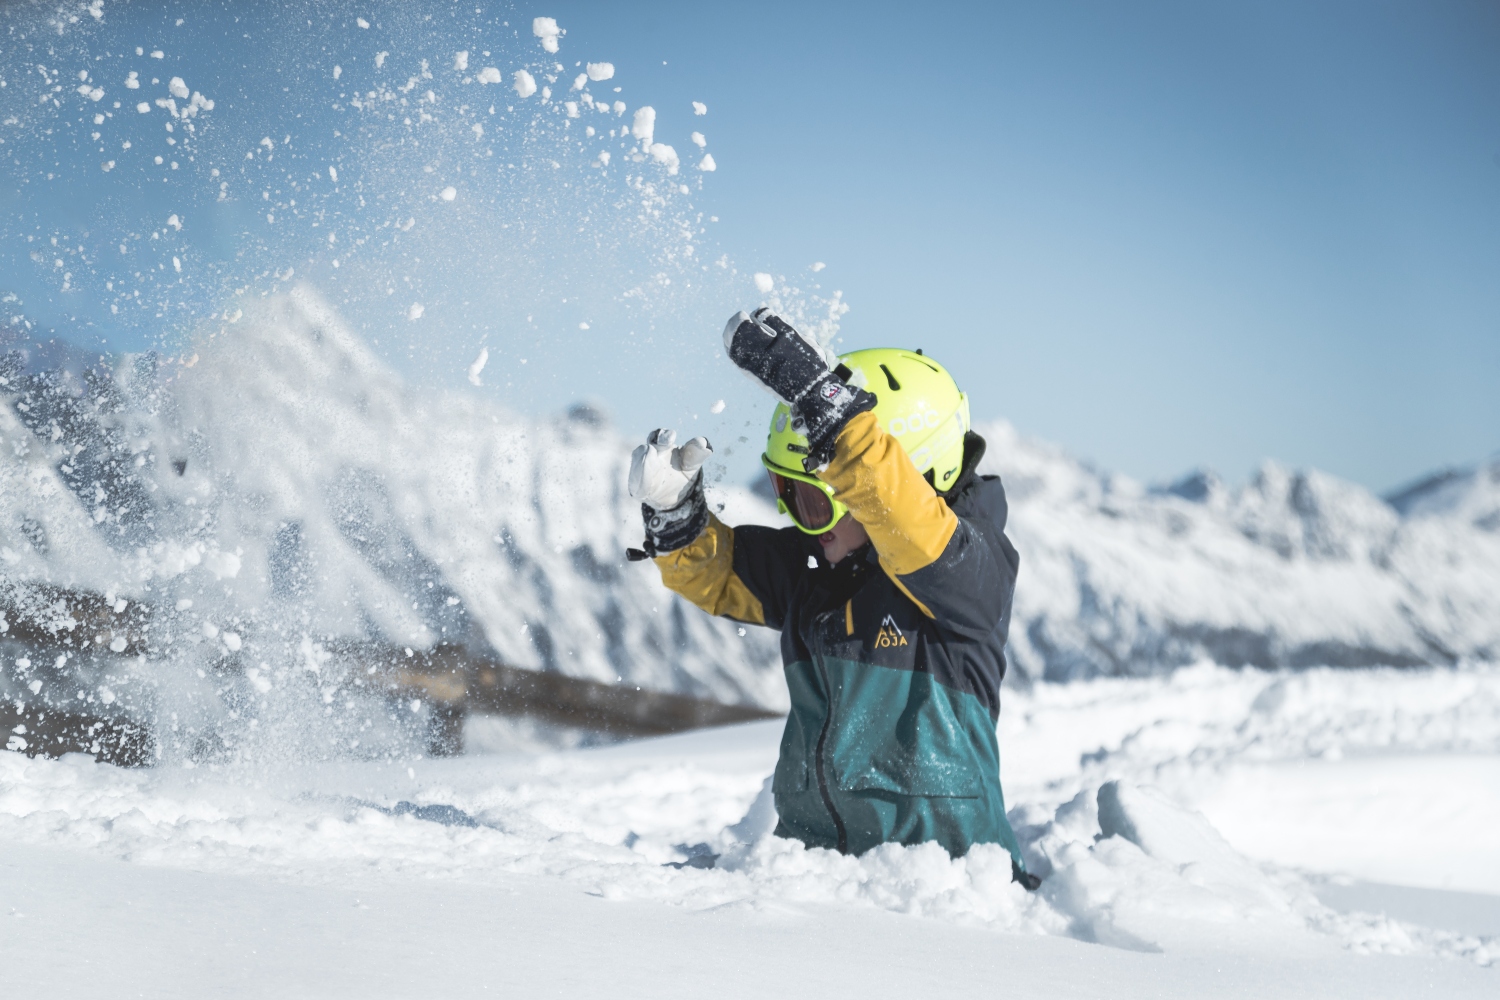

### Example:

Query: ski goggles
xmin=763 ymin=459 xmax=848 ymax=535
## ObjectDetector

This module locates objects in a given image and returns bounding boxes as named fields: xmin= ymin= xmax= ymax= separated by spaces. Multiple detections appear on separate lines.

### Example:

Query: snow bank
xmin=0 ymin=664 xmax=1492 ymax=968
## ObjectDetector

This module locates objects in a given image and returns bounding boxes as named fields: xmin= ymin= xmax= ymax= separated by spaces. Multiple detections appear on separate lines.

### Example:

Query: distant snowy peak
xmin=974 ymin=420 xmax=1500 ymax=679
xmin=1385 ymin=459 xmax=1500 ymax=530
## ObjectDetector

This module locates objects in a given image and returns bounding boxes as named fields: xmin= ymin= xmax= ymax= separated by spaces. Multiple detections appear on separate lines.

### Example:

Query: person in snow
xmin=627 ymin=308 xmax=1038 ymax=887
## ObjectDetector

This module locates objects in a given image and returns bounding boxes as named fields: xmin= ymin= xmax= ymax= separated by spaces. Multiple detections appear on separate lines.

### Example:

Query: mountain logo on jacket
xmin=874 ymin=614 xmax=907 ymax=649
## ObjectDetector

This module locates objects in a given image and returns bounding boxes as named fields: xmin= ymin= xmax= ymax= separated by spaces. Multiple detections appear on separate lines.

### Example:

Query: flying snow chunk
xmin=692 ymin=101 xmax=707 ymax=115
xmin=571 ymin=74 xmax=587 ymax=92
xmin=533 ymin=17 xmax=564 ymax=53
xmin=167 ymin=213 xmax=181 ymax=230
xmin=439 ymin=186 xmax=457 ymax=201
xmin=150 ymin=50 xmax=164 ymax=59
xmin=356 ymin=17 xmax=370 ymax=29
xmin=173 ymin=257 xmax=181 ymax=272
xmin=407 ymin=303 xmax=425 ymax=320
xmin=512 ymin=70 xmax=537 ymax=97
xmin=475 ymin=66 xmax=502 ymax=85
xmin=467 ymin=347 xmax=488 ymax=386
xmin=586 ymin=62 xmax=615 ymax=82
xmin=697 ymin=153 xmax=716 ymax=172
xmin=454 ymin=51 xmax=469 ymax=72
xmin=125 ymin=71 xmax=139 ymax=89
xmin=136 ymin=102 xmax=150 ymax=114
xmin=333 ymin=65 xmax=342 ymax=80
xmin=328 ymin=165 xmax=338 ymax=182
xmin=631 ymin=106 xmax=656 ymax=145
xmin=691 ymin=131 xmax=706 ymax=148
xmin=77 ymin=85 xmax=104 ymax=101
xmin=375 ymin=51 xmax=388 ymax=69
xmin=754 ymin=273 xmax=775 ymax=293
xmin=649 ymin=143 xmax=680 ymax=175
xmin=710 ymin=399 xmax=726 ymax=414
xmin=811 ymin=261 xmax=826 ymax=272
xmin=596 ymin=151 xmax=611 ymax=167
xmin=612 ymin=100 xmax=626 ymax=116
xmin=169 ymin=77 xmax=189 ymax=99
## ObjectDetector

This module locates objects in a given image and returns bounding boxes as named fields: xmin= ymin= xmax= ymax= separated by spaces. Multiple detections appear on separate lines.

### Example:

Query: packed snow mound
xmin=1 ymin=663 xmax=1493 ymax=967
xmin=0 ymin=289 xmax=785 ymax=723
xmin=978 ymin=422 xmax=1500 ymax=680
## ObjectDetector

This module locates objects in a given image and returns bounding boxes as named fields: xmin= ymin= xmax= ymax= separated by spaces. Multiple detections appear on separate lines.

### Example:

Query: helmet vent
xmin=878 ymin=364 xmax=901 ymax=391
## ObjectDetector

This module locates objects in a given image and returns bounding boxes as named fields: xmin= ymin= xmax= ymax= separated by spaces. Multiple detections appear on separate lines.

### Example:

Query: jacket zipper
xmin=809 ymin=621 xmax=848 ymax=854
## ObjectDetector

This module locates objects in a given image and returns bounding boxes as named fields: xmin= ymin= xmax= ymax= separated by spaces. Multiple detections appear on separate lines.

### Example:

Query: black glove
xmin=722 ymin=308 xmax=876 ymax=471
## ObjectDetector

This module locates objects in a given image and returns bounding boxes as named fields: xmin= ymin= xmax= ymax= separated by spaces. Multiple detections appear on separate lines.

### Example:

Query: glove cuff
xmin=639 ymin=472 xmax=709 ymax=556
xmin=793 ymin=373 xmax=877 ymax=471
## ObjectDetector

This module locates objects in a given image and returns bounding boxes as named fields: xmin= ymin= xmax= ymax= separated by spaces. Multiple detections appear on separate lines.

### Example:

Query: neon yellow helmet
xmin=762 ymin=348 xmax=971 ymax=534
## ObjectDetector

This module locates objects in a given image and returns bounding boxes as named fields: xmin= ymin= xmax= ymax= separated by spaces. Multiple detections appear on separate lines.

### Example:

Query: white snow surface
xmin=1 ymin=662 xmax=1496 ymax=995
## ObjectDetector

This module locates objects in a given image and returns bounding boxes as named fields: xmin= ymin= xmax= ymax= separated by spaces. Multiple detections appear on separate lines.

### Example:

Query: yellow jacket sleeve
xmin=653 ymin=512 xmax=767 ymax=626
xmin=818 ymin=410 xmax=958 ymax=613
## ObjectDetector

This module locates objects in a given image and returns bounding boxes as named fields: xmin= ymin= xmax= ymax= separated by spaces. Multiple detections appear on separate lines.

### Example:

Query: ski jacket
xmin=653 ymin=411 xmax=1025 ymax=861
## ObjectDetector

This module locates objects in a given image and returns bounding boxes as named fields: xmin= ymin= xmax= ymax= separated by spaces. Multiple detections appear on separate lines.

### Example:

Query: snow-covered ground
xmin=3 ymin=662 xmax=1496 ymax=995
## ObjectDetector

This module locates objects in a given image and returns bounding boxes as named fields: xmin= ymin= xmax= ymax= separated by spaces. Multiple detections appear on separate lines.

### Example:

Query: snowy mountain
xmin=2 ymin=289 xmax=1497 ymax=722
xmin=984 ymin=424 xmax=1500 ymax=680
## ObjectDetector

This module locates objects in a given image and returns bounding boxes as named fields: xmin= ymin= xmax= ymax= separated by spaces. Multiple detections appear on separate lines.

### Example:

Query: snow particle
xmin=649 ymin=143 xmax=679 ymax=174
xmin=586 ymin=62 xmax=615 ymax=82
xmin=168 ymin=76 xmax=189 ymax=99
xmin=356 ymin=17 xmax=370 ymax=29
xmin=468 ymin=346 xmax=488 ymax=386
xmin=136 ymin=101 xmax=150 ymax=114
xmin=329 ymin=165 xmax=338 ymax=182
xmin=125 ymin=71 xmax=139 ymax=89
xmin=533 ymin=17 xmax=564 ymax=53
xmin=710 ymin=399 xmax=726 ymax=414
xmin=439 ymin=185 xmax=457 ymax=201
xmin=579 ymin=322 xmax=590 ymax=330
xmin=754 ymin=273 xmax=775 ymax=293
xmin=631 ymin=105 xmax=655 ymax=146
xmin=476 ymin=66 xmax=502 ymax=85
xmin=454 ymin=51 xmax=469 ymax=72
xmin=333 ymin=65 xmax=342 ymax=80
xmin=407 ymin=302 xmax=425 ymax=320
xmin=691 ymin=131 xmax=706 ymax=148
xmin=692 ymin=101 xmax=707 ymax=115
xmin=167 ymin=213 xmax=182 ymax=230
xmin=811 ymin=262 xmax=826 ymax=272
xmin=697 ymin=153 xmax=716 ymax=172
xmin=375 ymin=51 xmax=388 ymax=69
xmin=511 ymin=69 xmax=536 ymax=97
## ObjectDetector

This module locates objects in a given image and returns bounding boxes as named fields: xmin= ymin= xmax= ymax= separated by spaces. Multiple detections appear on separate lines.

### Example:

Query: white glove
xmin=628 ymin=428 xmax=713 ymax=511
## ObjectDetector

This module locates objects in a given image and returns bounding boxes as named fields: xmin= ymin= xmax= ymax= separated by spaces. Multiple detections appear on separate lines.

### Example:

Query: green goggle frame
xmin=761 ymin=455 xmax=849 ymax=535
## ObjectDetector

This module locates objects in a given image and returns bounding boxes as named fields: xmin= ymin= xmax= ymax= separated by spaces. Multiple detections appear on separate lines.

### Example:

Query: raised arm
xmin=820 ymin=413 xmax=1016 ymax=637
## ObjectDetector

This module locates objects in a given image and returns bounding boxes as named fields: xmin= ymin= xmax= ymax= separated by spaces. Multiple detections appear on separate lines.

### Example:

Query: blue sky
xmin=2 ymin=0 xmax=1497 ymax=493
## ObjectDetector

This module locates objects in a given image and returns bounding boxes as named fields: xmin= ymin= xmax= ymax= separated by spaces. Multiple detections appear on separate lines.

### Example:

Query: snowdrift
xmin=2 ymin=287 xmax=1498 ymax=731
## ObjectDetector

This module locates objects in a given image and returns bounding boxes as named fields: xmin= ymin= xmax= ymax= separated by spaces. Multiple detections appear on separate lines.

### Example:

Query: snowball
xmin=512 ymin=69 xmax=536 ymax=97
xmin=586 ymin=62 xmax=614 ymax=81
xmin=467 ymin=347 xmax=488 ymax=386
xmin=697 ymin=153 xmax=716 ymax=172
xmin=439 ymin=185 xmax=457 ymax=201
xmin=169 ymin=77 xmax=189 ymax=99
xmin=754 ymin=273 xmax=775 ymax=293
xmin=407 ymin=302 xmax=425 ymax=320
xmin=692 ymin=101 xmax=707 ymax=115
xmin=454 ymin=51 xmax=469 ymax=72
xmin=691 ymin=131 xmax=706 ymax=148
xmin=533 ymin=17 xmax=564 ymax=53
xmin=649 ymin=142 xmax=679 ymax=175
xmin=631 ymin=105 xmax=655 ymax=145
